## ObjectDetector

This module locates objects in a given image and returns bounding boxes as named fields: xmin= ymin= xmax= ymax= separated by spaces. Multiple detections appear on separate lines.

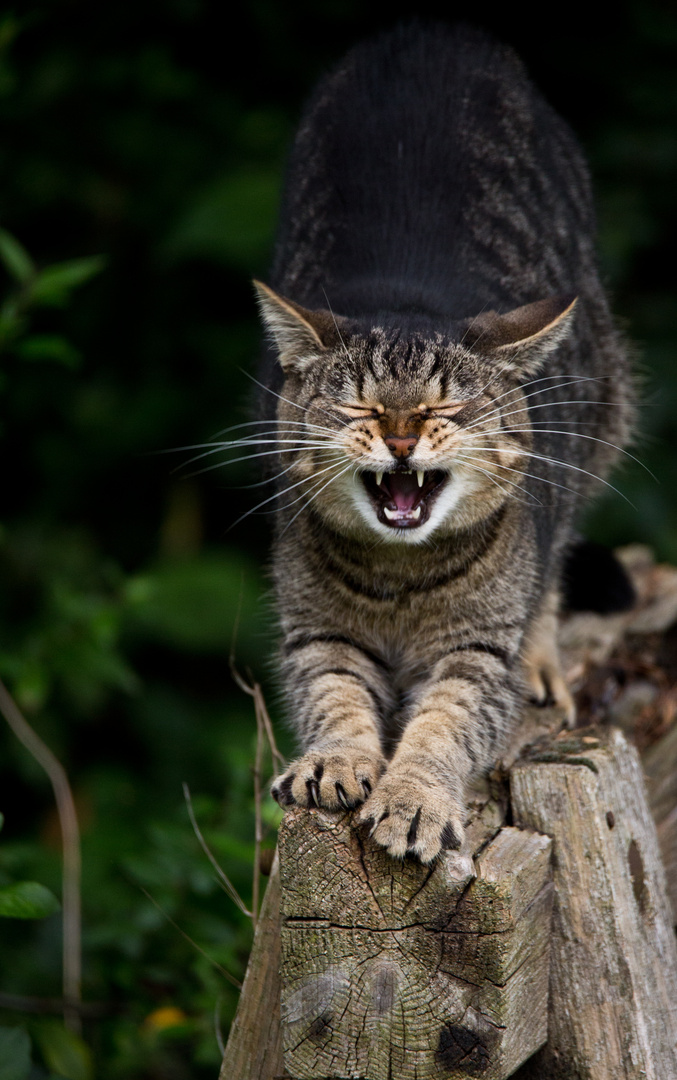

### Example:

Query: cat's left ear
xmin=253 ymin=280 xmax=342 ymax=374
xmin=464 ymin=295 xmax=578 ymax=379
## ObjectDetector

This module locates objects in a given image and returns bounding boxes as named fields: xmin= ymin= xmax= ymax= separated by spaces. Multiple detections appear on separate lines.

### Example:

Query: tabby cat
xmin=249 ymin=22 xmax=634 ymax=863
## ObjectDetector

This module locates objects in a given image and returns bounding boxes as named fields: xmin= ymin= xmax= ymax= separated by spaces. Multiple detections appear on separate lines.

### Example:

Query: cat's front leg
xmin=358 ymin=649 xmax=516 ymax=863
xmin=271 ymin=637 xmax=388 ymax=811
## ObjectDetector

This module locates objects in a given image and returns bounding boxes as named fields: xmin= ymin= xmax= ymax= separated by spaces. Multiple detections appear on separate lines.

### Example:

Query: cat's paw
xmin=271 ymin=744 xmax=386 ymax=812
xmin=357 ymin=769 xmax=465 ymax=864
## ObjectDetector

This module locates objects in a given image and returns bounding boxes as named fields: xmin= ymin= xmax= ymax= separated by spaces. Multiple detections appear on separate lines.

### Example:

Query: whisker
xmin=458 ymin=446 xmax=635 ymax=506
xmin=459 ymin=456 xmax=543 ymax=506
xmin=227 ymin=458 xmax=350 ymax=531
xmin=463 ymin=426 xmax=653 ymax=479
xmin=466 ymin=375 xmax=613 ymax=430
xmin=181 ymin=445 xmax=343 ymax=480
xmin=241 ymin=370 xmax=338 ymax=423
xmin=459 ymin=452 xmax=590 ymax=501
xmin=281 ymin=461 xmax=356 ymax=534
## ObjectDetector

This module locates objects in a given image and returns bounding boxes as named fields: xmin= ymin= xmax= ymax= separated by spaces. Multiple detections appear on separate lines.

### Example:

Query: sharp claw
xmin=361 ymin=778 xmax=372 ymax=797
xmin=335 ymin=783 xmax=350 ymax=809
xmin=369 ymin=810 xmax=389 ymax=837
xmin=306 ymin=779 xmax=319 ymax=807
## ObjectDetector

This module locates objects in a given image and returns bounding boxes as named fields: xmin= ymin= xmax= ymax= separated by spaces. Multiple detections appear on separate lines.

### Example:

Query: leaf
xmin=124 ymin=551 xmax=264 ymax=653
xmin=0 ymin=881 xmax=61 ymax=919
xmin=0 ymin=1026 xmax=31 ymax=1080
xmin=15 ymin=334 xmax=82 ymax=368
xmin=33 ymin=1022 xmax=92 ymax=1080
xmin=0 ymin=230 xmax=34 ymax=284
xmin=163 ymin=169 xmax=279 ymax=270
xmin=29 ymin=256 xmax=106 ymax=307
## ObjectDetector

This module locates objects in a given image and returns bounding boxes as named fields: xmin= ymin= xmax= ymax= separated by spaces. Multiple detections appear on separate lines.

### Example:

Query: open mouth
xmin=361 ymin=469 xmax=448 ymax=528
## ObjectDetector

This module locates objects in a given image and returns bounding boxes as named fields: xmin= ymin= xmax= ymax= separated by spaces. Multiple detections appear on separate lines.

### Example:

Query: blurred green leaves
xmin=125 ymin=550 xmax=265 ymax=655
xmin=0 ymin=229 xmax=105 ymax=360
xmin=0 ymin=881 xmax=60 ymax=920
xmin=0 ymin=815 xmax=60 ymax=921
xmin=164 ymin=169 xmax=280 ymax=271
xmin=0 ymin=1026 xmax=32 ymax=1080
xmin=33 ymin=1021 xmax=93 ymax=1080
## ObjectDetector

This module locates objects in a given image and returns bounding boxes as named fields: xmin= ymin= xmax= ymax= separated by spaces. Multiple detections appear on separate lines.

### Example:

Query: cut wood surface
xmin=278 ymin=805 xmax=553 ymax=1080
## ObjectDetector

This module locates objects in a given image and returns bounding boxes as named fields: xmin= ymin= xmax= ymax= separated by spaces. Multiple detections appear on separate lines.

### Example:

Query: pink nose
xmin=384 ymin=434 xmax=418 ymax=458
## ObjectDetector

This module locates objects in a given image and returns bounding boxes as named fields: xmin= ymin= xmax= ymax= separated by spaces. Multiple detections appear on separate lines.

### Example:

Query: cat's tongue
xmin=386 ymin=472 xmax=420 ymax=513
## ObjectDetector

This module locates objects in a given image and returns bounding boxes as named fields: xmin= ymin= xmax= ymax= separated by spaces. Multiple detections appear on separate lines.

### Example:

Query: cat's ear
xmin=253 ymin=280 xmax=341 ymax=374
xmin=464 ymin=295 xmax=577 ymax=379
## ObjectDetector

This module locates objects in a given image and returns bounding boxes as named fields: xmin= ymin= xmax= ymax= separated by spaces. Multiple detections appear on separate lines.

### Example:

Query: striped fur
xmin=256 ymin=23 xmax=635 ymax=863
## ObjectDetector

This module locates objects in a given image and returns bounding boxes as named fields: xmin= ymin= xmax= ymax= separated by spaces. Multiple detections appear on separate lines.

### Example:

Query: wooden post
xmin=510 ymin=726 xmax=677 ymax=1079
xmin=218 ymin=853 xmax=285 ymax=1080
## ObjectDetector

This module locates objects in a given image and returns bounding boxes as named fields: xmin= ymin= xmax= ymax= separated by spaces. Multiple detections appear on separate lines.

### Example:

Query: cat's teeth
xmin=383 ymin=507 xmax=396 ymax=520
xmin=417 ymin=471 xmax=424 ymax=487
xmin=376 ymin=471 xmax=384 ymax=487
xmin=411 ymin=506 xmax=421 ymax=519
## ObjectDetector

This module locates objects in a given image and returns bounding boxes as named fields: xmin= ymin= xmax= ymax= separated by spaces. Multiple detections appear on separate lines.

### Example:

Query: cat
xmin=249 ymin=21 xmax=635 ymax=863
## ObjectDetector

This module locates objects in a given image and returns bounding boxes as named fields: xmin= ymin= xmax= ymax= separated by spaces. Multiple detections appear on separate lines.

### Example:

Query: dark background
xmin=0 ymin=2 xmax=675 ymax=1077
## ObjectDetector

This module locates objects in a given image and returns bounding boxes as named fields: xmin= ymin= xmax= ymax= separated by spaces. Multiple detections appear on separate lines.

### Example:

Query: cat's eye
xmin=427 ymin=402 xmax=467 ymax=418
xmin=338 ymin=404 xmax=382 ymax=419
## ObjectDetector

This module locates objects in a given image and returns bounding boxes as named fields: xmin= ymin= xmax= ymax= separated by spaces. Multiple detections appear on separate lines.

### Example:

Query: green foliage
xmin=0 ymin=1026 xmax=32 ymax=1080
xmin=0 ymin=3 xmax=674 ymax=1079
xmin=0 ymin=813 xmax=60 ymax=920
xmin=0 ymin=881 xmax=60 ymax=920
xmin=32 ymin=1022 xmax=93 ymax=1080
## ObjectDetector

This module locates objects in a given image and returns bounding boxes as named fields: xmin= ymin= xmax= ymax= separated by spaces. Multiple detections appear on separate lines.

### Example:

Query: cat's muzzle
xmin=361 ymin=469 xmax=447 ymax=528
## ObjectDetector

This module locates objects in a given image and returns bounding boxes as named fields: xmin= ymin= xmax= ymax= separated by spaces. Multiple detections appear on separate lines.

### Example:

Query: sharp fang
xmin=376 ymin=471 xmax=384 ymax=487
xmin=384 ymin=507 xmax=396 ymax=520
xmin=417 ymin=471 xmax=424 ymax=487
xmin=411 ymin=506 xmax=421 ymax=519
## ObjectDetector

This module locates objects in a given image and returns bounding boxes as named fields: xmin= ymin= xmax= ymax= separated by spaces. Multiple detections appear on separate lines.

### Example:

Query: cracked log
xmin=277 ymin=803 xmax=553 ymax=1080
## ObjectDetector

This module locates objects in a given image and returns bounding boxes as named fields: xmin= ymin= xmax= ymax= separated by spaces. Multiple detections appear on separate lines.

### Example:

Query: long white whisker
xmin=458 ymin=446 xmax=634 ymax=506
xmin=462 ymin=427 xmax=653 ymax=478
xmin=282 ymin=461 xmax=356 ymax=534
xmin=465 ymin=375 xmax=613 ymax=431
xmin=459 ymin=452 xmax=591 ymax=501
xmin=181 ymin=445 xmax=343 ymax=480
xmin=227 ymin=458 xmax=349 ymax=530
xmin=210 ymin=418 xmax=340 ymax=439
xmin=459 ymin=457 xmax=543 ymax=505
xmin=241 ymin=370 xmax=338 ymax=422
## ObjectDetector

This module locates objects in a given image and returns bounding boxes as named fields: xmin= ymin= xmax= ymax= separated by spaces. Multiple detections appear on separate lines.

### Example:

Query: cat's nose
xmin=384 ymin=434 xmax=418 ymax=458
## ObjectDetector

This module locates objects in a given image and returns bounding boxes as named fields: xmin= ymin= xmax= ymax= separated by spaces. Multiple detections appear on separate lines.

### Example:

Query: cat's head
xmin=254 ymin=281 xmax=576 ymax=544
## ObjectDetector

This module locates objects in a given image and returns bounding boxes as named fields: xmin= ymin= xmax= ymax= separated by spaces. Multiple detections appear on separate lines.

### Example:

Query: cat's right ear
xmin=253 ymin=281 xmax=339 ymax=374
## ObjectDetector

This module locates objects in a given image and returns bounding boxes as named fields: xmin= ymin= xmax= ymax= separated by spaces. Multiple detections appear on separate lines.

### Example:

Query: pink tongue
xmin=387 ymin=473 xmax=419 ymax=513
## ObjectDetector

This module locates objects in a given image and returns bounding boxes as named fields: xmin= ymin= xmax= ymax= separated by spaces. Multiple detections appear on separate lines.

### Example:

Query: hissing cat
xmin=250 ymin=23 xmax=634 ymax=863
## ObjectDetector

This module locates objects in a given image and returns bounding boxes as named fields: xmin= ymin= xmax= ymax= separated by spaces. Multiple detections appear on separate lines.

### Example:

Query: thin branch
xmin=139 ymin=887 xmax=242 ymax=990
xmin=0 ymin=678 xmax=81 ymax=1033
xmin=0 ymin=991 xmax=120 ymax=1018
xmin=252 ymin=699 xmax=264 ymax=928
xmin=182 ymin=783 xmax=252 ymax=919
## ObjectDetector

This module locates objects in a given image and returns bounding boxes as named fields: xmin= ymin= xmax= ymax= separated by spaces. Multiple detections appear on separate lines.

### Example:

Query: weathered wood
xmin=642 ymin=721 xmax=677 ymax=921
xmin=510 ymin=725 xmax=677 ymax=1080
xmin=218 ymin=852 xmax=286 ymax=1080
xmin=277 ymin=804 xmax=553 ymax=1080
